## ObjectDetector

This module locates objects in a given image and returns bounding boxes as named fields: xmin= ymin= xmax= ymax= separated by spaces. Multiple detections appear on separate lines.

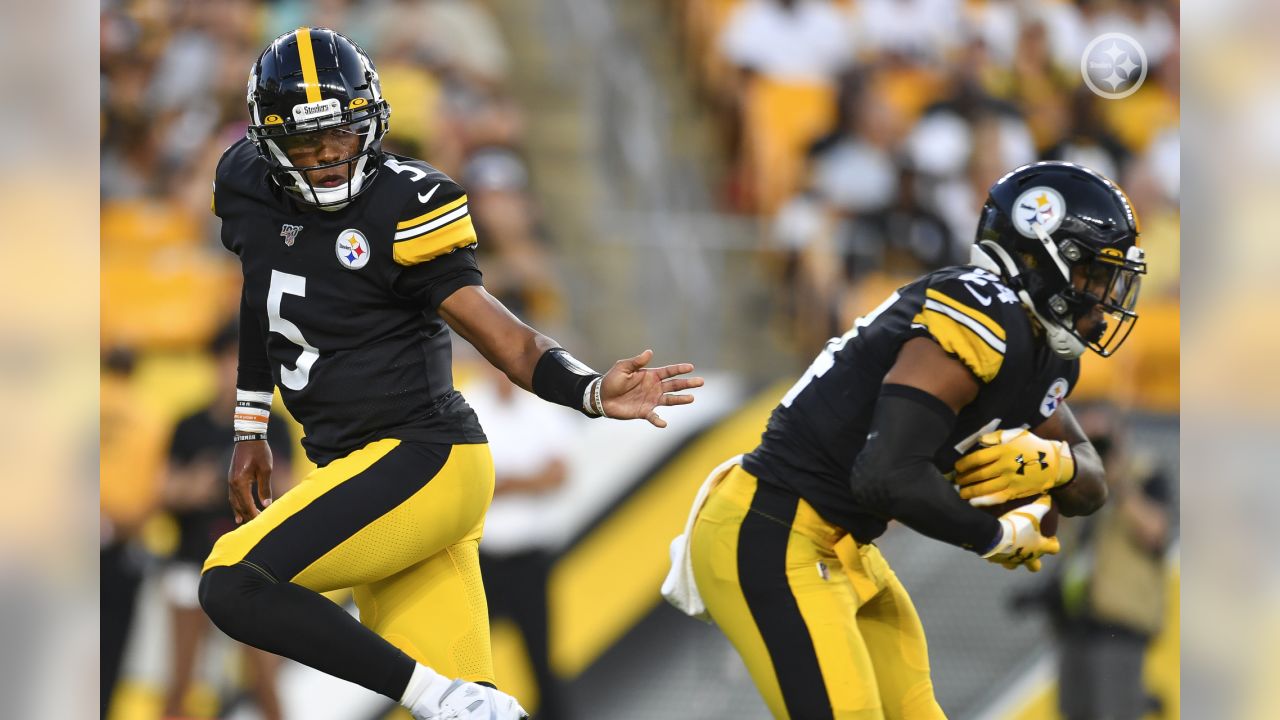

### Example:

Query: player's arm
xmin=437 ymin=286 xmax=702 ymax=427
xmin=847 ymin=337 xmax=999 ymax=551
xmin=228 ymin=287 xmax=276 ymax=524
xmin=849 ymin=338 xmax=1059 ymax=569
xmin=1035 ymin=403 xmax=1106 ymax=516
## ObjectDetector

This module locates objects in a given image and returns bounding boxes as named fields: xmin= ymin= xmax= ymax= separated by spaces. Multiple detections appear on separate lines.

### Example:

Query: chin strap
xmin=971 ymin=242 xmax=1085 ymax=359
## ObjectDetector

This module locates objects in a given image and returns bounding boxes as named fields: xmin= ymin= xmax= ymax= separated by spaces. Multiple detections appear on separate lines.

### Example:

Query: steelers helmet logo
xmin=1012 ymin=186 xmax=1067 ymax=239
xmin=335 ymin=229 xmax=371 ymax=270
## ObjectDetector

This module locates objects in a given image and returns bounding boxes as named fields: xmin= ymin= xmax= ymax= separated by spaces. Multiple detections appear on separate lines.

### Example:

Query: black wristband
xmin=234 ymin=433 xmax=268 ymax=443
xmin=532 ymin=348 xmax=601 ymax=417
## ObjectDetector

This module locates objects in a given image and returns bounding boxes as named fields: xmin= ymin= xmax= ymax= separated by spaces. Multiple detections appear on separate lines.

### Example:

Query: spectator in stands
xmin=718 ymin=0 xmax=856 ymax=211
xmin=160 ymin=322 xmax=293 ymax=720
xmin=462 ymin=145 xmax=563 ymax=324
xmin=1042 ymin=87 xmax=1132 ymax=183
xmin=467 ymin=364 xmax=580 ymax=720
xmin=719 ymin=0 xmax=854 ymax=88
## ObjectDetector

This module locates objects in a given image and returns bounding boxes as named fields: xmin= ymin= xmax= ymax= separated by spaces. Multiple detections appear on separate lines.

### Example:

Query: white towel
xmin=661 ymin=454 xmax=743 ymax=622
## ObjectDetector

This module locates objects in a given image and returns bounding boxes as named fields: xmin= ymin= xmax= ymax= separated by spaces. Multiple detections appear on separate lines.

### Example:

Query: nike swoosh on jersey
xmin=964 ymin=284 xmax=993 ymax=306
xmin=417 ymin=183 xmax=441 ymax=204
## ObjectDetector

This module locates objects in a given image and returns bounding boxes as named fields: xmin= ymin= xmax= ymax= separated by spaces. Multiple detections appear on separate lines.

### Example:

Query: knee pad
xmin=198 ymin=563 xmax=271 ymax=637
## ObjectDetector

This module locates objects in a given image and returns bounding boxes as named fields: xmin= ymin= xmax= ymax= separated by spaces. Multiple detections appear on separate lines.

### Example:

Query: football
xmin=976 ymin=494 xmax=1060 ymax=537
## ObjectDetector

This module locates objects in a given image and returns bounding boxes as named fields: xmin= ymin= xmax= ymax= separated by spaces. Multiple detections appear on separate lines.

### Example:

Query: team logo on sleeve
xmin=1013 ymin=187 xmax=1067 ymax=239
xmin=335 ymin=229 xmax=371 ymax=270
xmin=1039 ymin=378 xmax=1070 ymax=417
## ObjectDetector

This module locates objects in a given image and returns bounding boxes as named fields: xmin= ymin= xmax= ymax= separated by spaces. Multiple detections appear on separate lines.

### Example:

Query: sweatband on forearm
xmin=234 ymin=389 xmax=273 ymax=442
xmin=531 ymin=348 xmax=603 ymax=417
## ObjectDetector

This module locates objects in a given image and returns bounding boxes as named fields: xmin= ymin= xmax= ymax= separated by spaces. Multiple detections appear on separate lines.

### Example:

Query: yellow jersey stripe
xmin=396 ymin=195 xmax=468 ymax=231
xmin=925 ymin=288 xmax=1006 ymax=341
xmin=913 ymin=309 xmax=1005 ymax=382
xmin=393 ymin=215 xmax=478 ymax=266
xmin=295 ymin=28 xmax=322 ymax=103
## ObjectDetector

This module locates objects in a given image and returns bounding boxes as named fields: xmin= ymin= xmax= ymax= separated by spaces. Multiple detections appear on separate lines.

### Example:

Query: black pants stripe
xmin=739 ymin=482 xmax=835 ymax=719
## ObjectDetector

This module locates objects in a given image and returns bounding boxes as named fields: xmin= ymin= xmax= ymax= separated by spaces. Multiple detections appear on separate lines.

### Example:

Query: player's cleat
xmin=408 ymin=678 xmax=529 ymax=720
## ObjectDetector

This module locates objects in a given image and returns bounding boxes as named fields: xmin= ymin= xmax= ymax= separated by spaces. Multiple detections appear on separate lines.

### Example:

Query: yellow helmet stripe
xmin=294 ymin=27 xmax=322 ymax=103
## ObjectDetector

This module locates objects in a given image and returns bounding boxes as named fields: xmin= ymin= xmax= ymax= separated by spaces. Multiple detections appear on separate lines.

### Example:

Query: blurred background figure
xmin=467 ymin=363 xmax=579 ymax=720
xmin=101 ymin=347 xmax=166 ymax=719
xmin=1011 ymin=402 xmax=1173 ymax=720
xmin=159 ymin=321 xmax=293 ymax=720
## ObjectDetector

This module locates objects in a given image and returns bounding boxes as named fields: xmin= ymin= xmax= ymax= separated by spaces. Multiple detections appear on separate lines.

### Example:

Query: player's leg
xmin=690 ymin=465 xmax=885 ymax=719
xmin=353 ymin=533 xmax=492 ymax=685
xmin=841 ymin=541 xmax=946 ymax=720
xmin=198 ymin=439 xmax=491 ymax=701
xmin=162 ymin=563 xmax=212 ymax=717
xmin=242 ymin=646 xmax=283 ymax=720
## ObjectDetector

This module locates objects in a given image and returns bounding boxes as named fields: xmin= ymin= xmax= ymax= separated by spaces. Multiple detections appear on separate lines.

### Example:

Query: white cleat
xmin=417 ymin=679 xmax=529 ymax=720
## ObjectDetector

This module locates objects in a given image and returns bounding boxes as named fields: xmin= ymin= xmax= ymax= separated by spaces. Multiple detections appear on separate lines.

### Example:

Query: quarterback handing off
xmin=675 ymin=162 xmax=1144 ymax=718
xmin=198 ymin=29 xmax=701 ymax=720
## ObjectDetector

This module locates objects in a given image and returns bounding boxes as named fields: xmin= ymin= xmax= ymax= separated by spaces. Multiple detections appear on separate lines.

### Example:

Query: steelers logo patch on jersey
xmin=1039 ymin=377 xmax=1070 ymax=417
xmin=335 ymin=229 xmax=371 ymax=270
xmin=1013 ymin=186 xmax=1067 ymax=239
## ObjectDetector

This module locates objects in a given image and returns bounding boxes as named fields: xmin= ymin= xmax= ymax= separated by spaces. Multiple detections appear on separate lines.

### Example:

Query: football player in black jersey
xmin=676 ymin=161 xmax=1145 ymax=719
xmin=196 ymin=28 xmax=702 ymax=720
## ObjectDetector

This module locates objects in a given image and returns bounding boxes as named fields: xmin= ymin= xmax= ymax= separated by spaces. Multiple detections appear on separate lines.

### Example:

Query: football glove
xmin=955 ymin=429 xmax=1074 ymax=507
xmin=981 ymin=495 xmax=1060 ymax=572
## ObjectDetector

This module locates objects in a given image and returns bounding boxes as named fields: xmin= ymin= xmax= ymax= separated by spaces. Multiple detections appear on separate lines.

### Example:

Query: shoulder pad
xmin=212 ymin=138 xmax=267 ymax=217
xmin=912 ymin=268 xmax=1019 ymax=383
xmin=386 ymin=160 xmax=477 ymax=266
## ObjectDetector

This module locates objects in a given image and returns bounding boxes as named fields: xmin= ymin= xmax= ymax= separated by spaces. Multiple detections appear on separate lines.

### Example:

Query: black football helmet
xmin=246 ymin=28 xmax=391 ymax=210
xmin=971 ymin=161 xmax=1145 ymax=359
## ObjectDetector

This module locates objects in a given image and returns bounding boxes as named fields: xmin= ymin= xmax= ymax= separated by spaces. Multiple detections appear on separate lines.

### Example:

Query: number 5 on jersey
xmin=268 ymin=269 xmax=319 ymax=390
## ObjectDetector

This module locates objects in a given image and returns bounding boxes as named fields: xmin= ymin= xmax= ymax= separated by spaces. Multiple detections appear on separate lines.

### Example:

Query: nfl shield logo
xmin=280 ymin=224 xmax=303 ymax=246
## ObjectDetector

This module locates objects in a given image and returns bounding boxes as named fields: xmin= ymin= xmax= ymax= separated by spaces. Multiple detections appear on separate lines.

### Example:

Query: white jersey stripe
xmin=394 ymin=205 xmax=469 ymax=241
xmin=923 ymin=299 xmax=1007 ymax=354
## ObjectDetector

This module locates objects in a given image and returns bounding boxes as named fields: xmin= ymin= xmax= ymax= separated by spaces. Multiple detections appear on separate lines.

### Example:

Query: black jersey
xmin=214 ymin=138 xmax=486 ymax=465
xmin=742 ymin=266 xmax=1080 ymax=542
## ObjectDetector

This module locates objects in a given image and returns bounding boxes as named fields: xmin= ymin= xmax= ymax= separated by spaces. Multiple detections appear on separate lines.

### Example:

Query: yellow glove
xmin=955 ymin=429 xmax=1074 ymax=507
xmin=981 ymin=495 xmax=1060 ymax=572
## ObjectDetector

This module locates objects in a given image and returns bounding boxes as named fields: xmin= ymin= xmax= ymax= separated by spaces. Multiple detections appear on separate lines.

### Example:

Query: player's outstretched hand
xmin=228 ymin=440 xmax=274 ymax=524
xmin=600 ymin=349 xmax=703 ymax=428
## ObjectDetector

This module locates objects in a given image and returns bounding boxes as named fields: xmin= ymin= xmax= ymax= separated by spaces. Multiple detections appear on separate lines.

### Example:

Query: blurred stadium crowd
xmin=99 ymin=1 xmax=1179 ymax=718
xmin=683 ymin=0 xmax=1179 ymax=403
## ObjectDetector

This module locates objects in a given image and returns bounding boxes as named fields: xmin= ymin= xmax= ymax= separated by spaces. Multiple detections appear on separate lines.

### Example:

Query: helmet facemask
xmin=1051 ymin=241 xmax=1145 ymax=357
xmin=248 ymin=99 xmax=388 ymax=211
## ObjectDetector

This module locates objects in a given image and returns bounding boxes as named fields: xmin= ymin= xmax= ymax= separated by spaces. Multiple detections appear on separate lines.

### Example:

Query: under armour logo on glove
xmin=1013 ymin=451 xmax=1049 ymax=475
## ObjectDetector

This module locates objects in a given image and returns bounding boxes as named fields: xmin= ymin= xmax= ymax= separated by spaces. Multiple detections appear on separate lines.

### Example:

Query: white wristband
xmin=581 ymin=376 xmax=606 ymax=418
xmin=234 ymin=388 xmax=273 ymax=439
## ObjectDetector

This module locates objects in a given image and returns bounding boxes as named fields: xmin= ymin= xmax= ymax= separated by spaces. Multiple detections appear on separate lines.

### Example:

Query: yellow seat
xmin=101 ymin=198 xmax=202 ymax=253
xmin=742 ymin=77 xmax=838 ymax=213
xmin=101 ymin=248 xmax=238 ymax=350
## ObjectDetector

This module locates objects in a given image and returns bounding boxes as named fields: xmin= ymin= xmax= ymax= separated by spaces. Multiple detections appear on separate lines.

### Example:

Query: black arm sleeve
xmin=849 ymin=384 xmax=1002 ymax=553
xmin=238 ymin=286 xmax=274 ymax=392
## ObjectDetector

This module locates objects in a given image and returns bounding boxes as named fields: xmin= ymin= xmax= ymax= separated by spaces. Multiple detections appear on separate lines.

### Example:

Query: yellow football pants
xmin=203 ymin=438 xmax=496 ymax=683
xmin=690 ymin=464 xmax=947 ymax=719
